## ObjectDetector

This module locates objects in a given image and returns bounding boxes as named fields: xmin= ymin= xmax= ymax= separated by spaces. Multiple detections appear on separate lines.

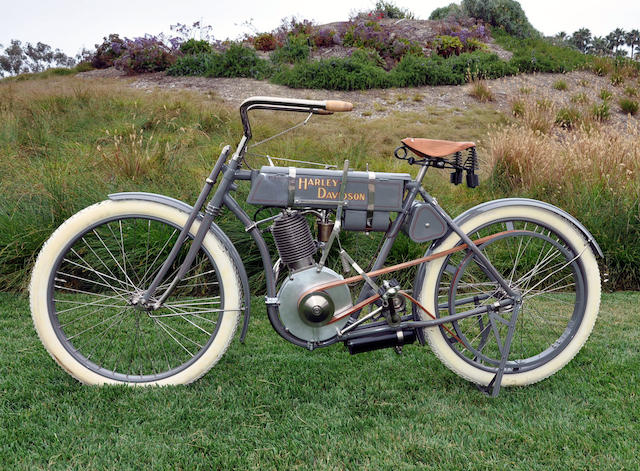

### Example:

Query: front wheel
xmin=30 ymin=199 xmax=242 ymax=385
xmin=418 ymin=204 xmax=600 ymax=387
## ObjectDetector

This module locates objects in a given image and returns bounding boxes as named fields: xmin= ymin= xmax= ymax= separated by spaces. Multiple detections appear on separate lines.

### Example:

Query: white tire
xmin=30 ymin=199 xmax=241 ymax=385
xmin=419 ymin=204 xmax=600 ymax=387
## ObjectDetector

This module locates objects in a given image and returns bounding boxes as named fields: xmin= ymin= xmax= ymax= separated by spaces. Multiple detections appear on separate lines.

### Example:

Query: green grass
xmin=1 ymin=292 xmax=638 ymax=469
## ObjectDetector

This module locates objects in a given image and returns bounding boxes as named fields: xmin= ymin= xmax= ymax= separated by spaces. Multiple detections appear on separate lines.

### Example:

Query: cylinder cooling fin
xmin=271 ymin=212 xmax=317 ymax=271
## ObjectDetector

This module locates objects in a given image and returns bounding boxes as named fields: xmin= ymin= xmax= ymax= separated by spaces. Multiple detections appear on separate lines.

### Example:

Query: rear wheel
xmin=30 ymin=200 xmax=242 ymax=385
xmin=419 ymin=204 xmax=600 ymax=387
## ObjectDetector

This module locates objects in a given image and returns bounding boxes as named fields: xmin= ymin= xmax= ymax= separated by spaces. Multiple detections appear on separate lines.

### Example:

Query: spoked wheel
xmin=419 ymin=204 xmax=600 ymax=387
xmin=30 ymin=200 xmax=242 ymax=385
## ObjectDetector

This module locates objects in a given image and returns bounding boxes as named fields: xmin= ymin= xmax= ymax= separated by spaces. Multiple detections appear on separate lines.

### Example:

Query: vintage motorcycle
xmin=29 ymin=97 xmax=601 ymax=396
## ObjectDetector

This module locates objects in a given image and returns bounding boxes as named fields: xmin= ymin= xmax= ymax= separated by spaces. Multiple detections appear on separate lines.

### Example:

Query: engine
xmin=271 ymin=211 xmax=352 ymax=342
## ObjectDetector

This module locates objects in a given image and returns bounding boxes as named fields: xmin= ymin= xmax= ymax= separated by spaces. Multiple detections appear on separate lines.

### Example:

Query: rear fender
xmin=411 ymin=198 xmax=603 ymax=337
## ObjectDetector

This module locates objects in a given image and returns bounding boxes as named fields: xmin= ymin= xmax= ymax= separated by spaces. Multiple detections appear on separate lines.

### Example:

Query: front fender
xmin=108 ymin=192 xmax=252 ymax=343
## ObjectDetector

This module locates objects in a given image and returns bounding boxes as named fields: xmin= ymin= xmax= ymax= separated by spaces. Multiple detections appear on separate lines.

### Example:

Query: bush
xmin=591 ymin=102 xmax=611 ymax=121
xmin=599 ymin=89 xmax=613 ymax=101
xmin=496 ymin=32 xmax=588 ymax=73
xmin=114 ymin=37 xmax=176 ymax=73
xmin=168 ymin=44 xmax=271 ymax=79
xmin=92 ymin=34 xmax=127 ymax=69
xmin=312 ymin=28 xmax=337 ymax=47
xmin=271 ymin=50 xmax=389 ymax=90
xmin=570 ymin=92 xmax=589 ymax=104
xmin=610 ymin=72 xmax=624 ymax=86
xmin=619 ymin=98 xmax=639 ymax=115
xmin=462 ymin=0 xmax=539 ymax=38
xmin=469 ymin=80 xmax=494 ymax=101
xmin=432 ymin=35 xmax=464 ymax=58
xmin=465 ymin=38 xmax=489 ymax=52
xmin=429 ymin=3 xmax=464 ymax=20
xmin=373 ymin=0 xmax=415 ymax=19
xmin=179 ymin=39 xmax=212 ymax=55
xmin=555 ymin=107 xmax=582 ymax=129
xmin=271 ymin=34 xmax=310 ymax=63
xmin=253 ymin=33 xmax=278 ymax=52
xmin=552 ymin=79 xmax=568 ymax=91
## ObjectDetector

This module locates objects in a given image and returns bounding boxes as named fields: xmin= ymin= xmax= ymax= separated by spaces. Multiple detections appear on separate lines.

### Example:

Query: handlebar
xmin=238 ymin=96 xmax=353 ymax=139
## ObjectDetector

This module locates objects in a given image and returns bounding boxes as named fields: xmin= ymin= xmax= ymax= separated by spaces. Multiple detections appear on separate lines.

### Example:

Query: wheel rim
xmin=434 ymin=219 xmax=587 ymax=374
xmin=47 ymin=215 xmax=226 ymax=382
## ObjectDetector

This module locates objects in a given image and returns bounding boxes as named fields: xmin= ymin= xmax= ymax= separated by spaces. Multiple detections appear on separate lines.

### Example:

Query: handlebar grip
xmin=325 ymin=100 xmax=354 ymax=112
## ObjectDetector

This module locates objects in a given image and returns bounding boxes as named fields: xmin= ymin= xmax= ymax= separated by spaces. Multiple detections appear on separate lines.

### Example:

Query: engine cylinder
xmin=272 ymin=212 xmax=316 ymax=271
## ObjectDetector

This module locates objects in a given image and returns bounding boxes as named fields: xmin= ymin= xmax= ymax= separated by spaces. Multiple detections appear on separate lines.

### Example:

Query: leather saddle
xmin=401 ymin=138 xmax=476 ymax=158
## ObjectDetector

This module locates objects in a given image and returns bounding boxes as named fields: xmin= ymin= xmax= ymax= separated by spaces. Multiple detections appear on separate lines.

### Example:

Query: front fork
xmin=140 ymin=139 xmax=245 ymax=308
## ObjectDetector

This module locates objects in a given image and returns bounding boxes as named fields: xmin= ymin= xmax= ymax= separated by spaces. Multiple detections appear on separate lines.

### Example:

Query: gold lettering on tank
xmin=296 ymin=177 xmax=365 ymax=201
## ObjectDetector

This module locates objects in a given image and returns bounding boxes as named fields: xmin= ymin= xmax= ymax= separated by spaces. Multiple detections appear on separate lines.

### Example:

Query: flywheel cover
xmin=277 ymin=266 xmax=352 ymax=342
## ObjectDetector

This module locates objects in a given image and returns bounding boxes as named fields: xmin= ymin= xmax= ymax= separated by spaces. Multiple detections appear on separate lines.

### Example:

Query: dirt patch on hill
xmin=79 ymin=66 xmax=638 ymax=131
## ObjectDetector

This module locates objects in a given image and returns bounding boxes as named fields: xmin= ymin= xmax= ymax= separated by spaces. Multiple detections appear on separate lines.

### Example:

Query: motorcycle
xmin=29 ymin=96 xmax=602 ymax=396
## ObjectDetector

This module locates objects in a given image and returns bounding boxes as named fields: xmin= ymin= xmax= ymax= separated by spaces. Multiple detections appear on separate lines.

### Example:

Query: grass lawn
xmin=1 ymin=292 xmax=638 ymax=470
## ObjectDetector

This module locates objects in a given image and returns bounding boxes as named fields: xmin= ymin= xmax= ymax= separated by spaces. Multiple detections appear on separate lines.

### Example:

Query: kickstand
xmin=476 ymin=302 xmax=521 ymax=398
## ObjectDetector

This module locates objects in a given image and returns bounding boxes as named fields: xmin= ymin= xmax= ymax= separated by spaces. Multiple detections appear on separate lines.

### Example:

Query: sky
xmin=1 ymin=0 xmax=639 ymax=56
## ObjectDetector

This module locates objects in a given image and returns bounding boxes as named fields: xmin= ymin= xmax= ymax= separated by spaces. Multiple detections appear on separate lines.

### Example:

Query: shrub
xmin=429 ymin=3 xmax=464 ymax=20
xmin=273 ymin=17 xmax=314 ymax=45
xmin=92 ymin=34 xmax=127 ymax=68
xmin=552 ymin=79 xmax=568 ymax=91
xmin=253 ymin=33 xmax=278 ymax=52
xmin=555 ymin=107 xmax=582 ymax=129
xmin=494 ymin=31 xmax=587 ymax=73
xmin=570 ymin=92 xmax=589 ymax=104
xmin=74 ymin=62 xmax=94 ymax=73
xmin=511 ymin=99 xmax=525 ymax=116
xmin=179 ymin=39 xmax=212 ymax=55
xmin=271 ymin=51 xmax=389 ymax=90
xmin=373 ymin=0 xmax=415 ymax=19
xmin=610 ymin=72 xmax=624 ymax=86
xmin=599 ymin=89 xmax=613 ymax=101
xmin=271 ymin=34 xmax=310 ymax=63
xmin=591 ymin=102 xmax=611 ymax=121
xmin=168 ymin=44 xmax=271 ymax=79
xmin=432 ymin=35 xmax=464 ymax=58
xmin=619 ymin=98 xmax=639 ymax=115
xmin=468 ymin=80 xmax=494 ymax=101
xmin=167 ymin=53 xmax=219 ymax=76
xmin=589 ymin=56 xmax=613 ymax=76
xmin=461 ymin=0 xmax=539 ymax=38
xmin=312 ymin=28 xmax=336 ymax=47
xmin=114 ymin=37 xmax=176 ymax=74
xmin=465 ymin=38 xmax=489 ymax=52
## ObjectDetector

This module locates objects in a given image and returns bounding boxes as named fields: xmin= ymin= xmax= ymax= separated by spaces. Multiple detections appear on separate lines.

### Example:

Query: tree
xmin=0 ymin=40 xmax=27 ymax=76
xmin=461 ymin=0 xmax=540 ymax=38
xmin=625 ymin=29 xmax=640 ymax=58
xmin=570 ymin=28 xmax=592 ymax=53
xmin=591 ymin=36 xmax=610 ymax=56
xmin=607 ymin=28 xmax=626 ymax=55
xmin=555 ymin=31 xmax=567 ymax=42
xmin=0 ymin=40 xmax=75 ymax=77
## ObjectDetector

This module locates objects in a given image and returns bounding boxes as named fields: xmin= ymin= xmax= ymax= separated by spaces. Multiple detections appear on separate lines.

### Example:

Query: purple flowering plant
xmin=114 ymin=35 xmax=178 ymax=74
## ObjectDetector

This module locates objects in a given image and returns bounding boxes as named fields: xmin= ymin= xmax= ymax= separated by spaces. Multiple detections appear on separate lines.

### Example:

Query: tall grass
xmin=486 ymin=112 xmax=640 ymax=288
xmin=0 ymin=77 xmax=504 ymax=291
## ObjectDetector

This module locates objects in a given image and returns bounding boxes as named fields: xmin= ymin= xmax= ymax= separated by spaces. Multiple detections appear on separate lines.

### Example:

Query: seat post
xmin=415 ymin=163 xmax=429 ymax=184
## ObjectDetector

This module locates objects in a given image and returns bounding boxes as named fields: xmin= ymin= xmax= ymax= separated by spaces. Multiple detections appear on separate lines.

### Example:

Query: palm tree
xmin=625 ymin=29 xmax=640 ymax=58
xmin=591 ymin=36 xmax=609 ymax=56
xmin=608 ymin=28 xmax=626 ymax=55
xmin=570 ymin=28 xmax=592 ymax=53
